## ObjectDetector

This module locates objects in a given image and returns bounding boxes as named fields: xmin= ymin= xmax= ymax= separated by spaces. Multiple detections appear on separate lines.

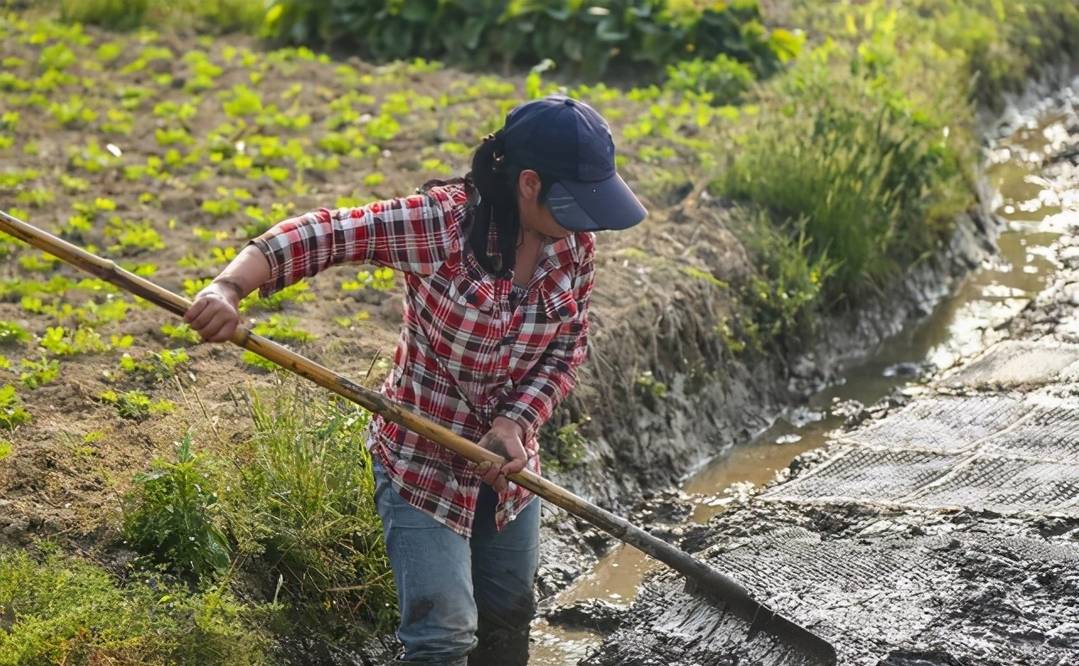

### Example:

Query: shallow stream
xmin=531 ymin=100 xmax=1076 ymax=664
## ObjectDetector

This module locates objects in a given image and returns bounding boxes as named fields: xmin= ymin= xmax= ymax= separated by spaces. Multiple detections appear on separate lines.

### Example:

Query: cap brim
xmin=547 ymin=174 xmax=647 ymax=232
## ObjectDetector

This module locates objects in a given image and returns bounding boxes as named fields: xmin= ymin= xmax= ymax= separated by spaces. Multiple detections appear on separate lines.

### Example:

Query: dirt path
xmin=576 ymin=86 xmax=1079 ymax=666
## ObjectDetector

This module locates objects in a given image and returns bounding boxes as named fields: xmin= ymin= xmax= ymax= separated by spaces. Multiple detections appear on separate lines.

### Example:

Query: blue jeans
xmin=372 ymin=461 xmax=540 ymax=665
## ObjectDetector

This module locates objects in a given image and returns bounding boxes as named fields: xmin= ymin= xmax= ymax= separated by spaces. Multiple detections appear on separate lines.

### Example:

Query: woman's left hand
xmin=476 ymin=416 xmax=528 ymax=492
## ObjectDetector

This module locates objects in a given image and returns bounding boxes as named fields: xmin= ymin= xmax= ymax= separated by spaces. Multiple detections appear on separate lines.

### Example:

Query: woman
xmin=184 ymin=95 xmax=647 ymax=665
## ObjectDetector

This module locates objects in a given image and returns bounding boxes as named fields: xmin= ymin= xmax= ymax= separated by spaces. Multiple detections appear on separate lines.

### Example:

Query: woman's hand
xmin=183 ymin=281 xmax=242 ymax=343
xmin=475 ymin=416 xmax=528 ymax=492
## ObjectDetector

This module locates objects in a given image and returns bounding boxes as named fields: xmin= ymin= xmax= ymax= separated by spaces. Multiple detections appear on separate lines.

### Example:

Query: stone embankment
xmin=579 ymin=90 xmax=1079 ymax=666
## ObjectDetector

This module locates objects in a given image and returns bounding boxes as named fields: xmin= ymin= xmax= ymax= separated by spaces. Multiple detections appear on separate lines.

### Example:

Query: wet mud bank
xmin=534 ymin=136 xmax=1002 ymax=599
xmin=579 ymin=82 xmax=1079 ymax=665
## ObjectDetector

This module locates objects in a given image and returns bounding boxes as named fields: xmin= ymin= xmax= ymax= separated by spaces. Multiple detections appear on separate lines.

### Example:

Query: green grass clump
xmin=722 ymin=50 xmax=966 ymax=300
xmin=225 ymin=384 xmax=396 ymax=635
xmin=122 ymin=434 xmax=231 ymax=580
xmin=0 ymin=546 xmax=269 ymax=665
xmin=725 ymin=208 xmax=837 ymax=353
xmin=59 ymin=0 xmax=264 ymax=33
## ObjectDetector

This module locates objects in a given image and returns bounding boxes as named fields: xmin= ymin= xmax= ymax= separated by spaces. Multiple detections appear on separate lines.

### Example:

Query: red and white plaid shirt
xmin=251 ymin=183 xmax=594 ymax=536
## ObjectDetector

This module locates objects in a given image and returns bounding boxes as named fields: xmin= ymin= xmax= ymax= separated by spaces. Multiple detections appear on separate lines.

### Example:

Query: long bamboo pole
xmin=0 ymin=209 xmax=836 ymax=664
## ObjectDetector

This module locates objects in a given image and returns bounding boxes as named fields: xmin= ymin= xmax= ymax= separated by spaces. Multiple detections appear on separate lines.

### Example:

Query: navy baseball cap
xmin=500 ymin=95 xmax=647 ymax=232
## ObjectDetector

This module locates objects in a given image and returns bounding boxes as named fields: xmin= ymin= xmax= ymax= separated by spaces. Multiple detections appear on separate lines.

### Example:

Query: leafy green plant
xmin=265 ymin=0 xmax=796 ymax=81
xmin=161 ymin=322 xmax=201 ymax=344
xmin=99 ymin=389 xmax=174 ymax=420
xmin=240 ymin=281 xmax=312 ymax=312
xmin=39 ymin=326 xmax=111 ymax=356
xmin=728 ymin=208 xmax=837 ymax=353
xmin=540 ymin=420 xmax=589 ymax=472
xmin=19 ymin=356 xmax=60 ymax=390
xmin=0 ymin=321 xmax=30 ymax=346
xmin=251 ymin=314 xmax=312 ymax=343
xmin=341 ymin=267 xmax=395 ymax=293
xmin=0 ymin=384 xmax=30 ymax=430
xmin=123 ymin=434 xmax=230 ymax=580
xmin=0 ymin=439 xmax=10 ymax=460
xmin=665 ymin=54 xmax=755 ymax=103
xmin=118 ymin=348 xmax=191 ymax=382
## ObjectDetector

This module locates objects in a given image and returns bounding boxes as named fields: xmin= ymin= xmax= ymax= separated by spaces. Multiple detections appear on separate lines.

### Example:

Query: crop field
xmin=0 ymin=0 xmax=1076 ymax=663
xmin=0 ymin=8 xmax=759 ymax=661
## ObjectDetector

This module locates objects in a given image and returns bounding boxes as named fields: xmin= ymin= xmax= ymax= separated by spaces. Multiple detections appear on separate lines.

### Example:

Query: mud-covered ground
xmin=574 ymin=81 xmax=1079 ymax=666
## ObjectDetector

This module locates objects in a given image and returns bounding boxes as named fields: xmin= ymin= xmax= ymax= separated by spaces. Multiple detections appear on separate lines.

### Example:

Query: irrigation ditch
xmin=530 ymin=74 xmax=1079 ymax=665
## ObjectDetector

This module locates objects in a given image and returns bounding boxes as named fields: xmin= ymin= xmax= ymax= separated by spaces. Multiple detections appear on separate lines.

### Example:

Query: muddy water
xmin=531 ymin=108 xmax=1072 ymax=664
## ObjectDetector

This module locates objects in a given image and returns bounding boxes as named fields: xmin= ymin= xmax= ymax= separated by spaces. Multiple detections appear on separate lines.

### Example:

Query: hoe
xmin=0 ymin=209 xmax=837 ymax=665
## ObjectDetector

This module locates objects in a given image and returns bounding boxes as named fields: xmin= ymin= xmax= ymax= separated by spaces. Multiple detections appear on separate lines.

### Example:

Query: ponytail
xmin=465 ymin=131 xmax=519 ymax=276
xmin=421 ymin=131 xmax=553 ymax=277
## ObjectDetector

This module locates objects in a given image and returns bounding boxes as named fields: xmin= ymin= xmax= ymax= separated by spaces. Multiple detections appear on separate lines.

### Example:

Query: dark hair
xmin=422 ymin=131 xmax=554 ymax=277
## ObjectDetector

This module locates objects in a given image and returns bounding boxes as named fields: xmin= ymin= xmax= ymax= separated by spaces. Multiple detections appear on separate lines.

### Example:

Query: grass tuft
xmin=0 ymin=545 xmax=269 ymax=665
xmin=224 ymin=382 xmax=397 ymax=636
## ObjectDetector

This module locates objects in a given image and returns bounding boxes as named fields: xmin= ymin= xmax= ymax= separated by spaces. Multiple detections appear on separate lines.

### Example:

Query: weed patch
xmin=122 ymin=434 xmax=231 ymax=580
xmin=0 ymin=546 xmax=269 ymax=665
xmin=224 ymin=383 xmax=396 ymax=636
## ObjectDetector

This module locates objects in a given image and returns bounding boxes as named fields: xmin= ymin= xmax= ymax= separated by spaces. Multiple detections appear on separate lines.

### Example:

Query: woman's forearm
xmin=209 ymin=244 xmax=271 ymax=304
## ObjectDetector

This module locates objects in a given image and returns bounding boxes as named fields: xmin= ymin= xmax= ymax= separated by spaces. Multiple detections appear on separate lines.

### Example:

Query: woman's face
xmin=516 ymin=169 xmax=573 ymax=240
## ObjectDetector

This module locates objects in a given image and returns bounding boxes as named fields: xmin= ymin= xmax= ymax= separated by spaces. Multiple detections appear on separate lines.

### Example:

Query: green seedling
xmin=240 ymin=281 xmax=312 ymax=312
xmin=39 ymin=326 xmax=111 ymax=356
xmin=222 ymin=84 xmax=263 ymax=117
xmin=49 ymin=96 xmax=98 ymax=127
xmin=20 ymin=356 xmax=60 ymax=389
xmin=178 ymin=246 xmax=237 ymax=271
xmin=155 ymin=126 xmax=194 ymax=146
xmin=182 ymin=278 xmax=212 ymax=298
xmin=0 ymin=321 xmax=29 ymax=345
xmin=59 ymin=174 xmax=90 ymax=193
xmin=334 ymin=311 xmax=370 ymax=328
xmin=118 ymin=348 xmax=191 ymax=382
xmin=160 ymin=323 xmax=200 ymax=344
xmin=104 ymin=217 xmax=164 ymax=254
xmin=0 ymin=168 xmax=40 ymax=189
xmin=99 ymin=389 xmax=174 ymax=420
xmin=192 ymin=226 xmax=231 ymax=244
xmin=18 ymin=252 xmax=59 ymax=272
xmin=251 ymin=314 xmax=312 ymax=343
xmin=0 ymin=384 xmax=30 ymax=430
xmin=341 ymin=267 xmax=395 ymax=292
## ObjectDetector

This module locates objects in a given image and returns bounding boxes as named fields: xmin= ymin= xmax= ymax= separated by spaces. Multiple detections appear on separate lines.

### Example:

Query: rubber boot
xmin=466 ymin=610 xmax=531 ymax=666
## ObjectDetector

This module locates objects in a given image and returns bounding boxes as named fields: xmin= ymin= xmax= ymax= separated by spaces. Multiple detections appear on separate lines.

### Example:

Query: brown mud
xmin=575 ymin=79 xmax=1079 ymax=666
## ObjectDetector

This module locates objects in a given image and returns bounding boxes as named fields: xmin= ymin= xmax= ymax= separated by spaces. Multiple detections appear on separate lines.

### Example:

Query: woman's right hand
xmin=183 ymin=282 xmax=242 ymax=343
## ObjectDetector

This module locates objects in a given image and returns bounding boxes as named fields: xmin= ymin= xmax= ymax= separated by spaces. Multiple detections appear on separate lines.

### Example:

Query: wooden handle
xmin=0 ymin=210 xmax=836 ymax=663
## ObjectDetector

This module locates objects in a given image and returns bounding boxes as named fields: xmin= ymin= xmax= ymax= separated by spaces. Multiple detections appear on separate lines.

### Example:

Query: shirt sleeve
xmin=497 ymin=235 xmax=595 ymax=440
xmin=248 ymin=186 xmax=463 ymax=297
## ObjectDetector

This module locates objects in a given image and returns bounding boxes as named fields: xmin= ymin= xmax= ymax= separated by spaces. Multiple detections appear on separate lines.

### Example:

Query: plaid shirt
xmin=251 ymin=183 xmax=594 ymax=537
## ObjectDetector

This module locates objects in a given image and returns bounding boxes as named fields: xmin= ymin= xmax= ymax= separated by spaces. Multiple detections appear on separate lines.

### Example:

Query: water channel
xmin=531 ymin=97 xmax=1076 ymax=664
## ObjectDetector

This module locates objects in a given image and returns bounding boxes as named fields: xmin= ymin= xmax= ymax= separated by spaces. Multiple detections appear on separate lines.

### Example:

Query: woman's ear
xmin=516 ymin=169 xmax=543 ymax=204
